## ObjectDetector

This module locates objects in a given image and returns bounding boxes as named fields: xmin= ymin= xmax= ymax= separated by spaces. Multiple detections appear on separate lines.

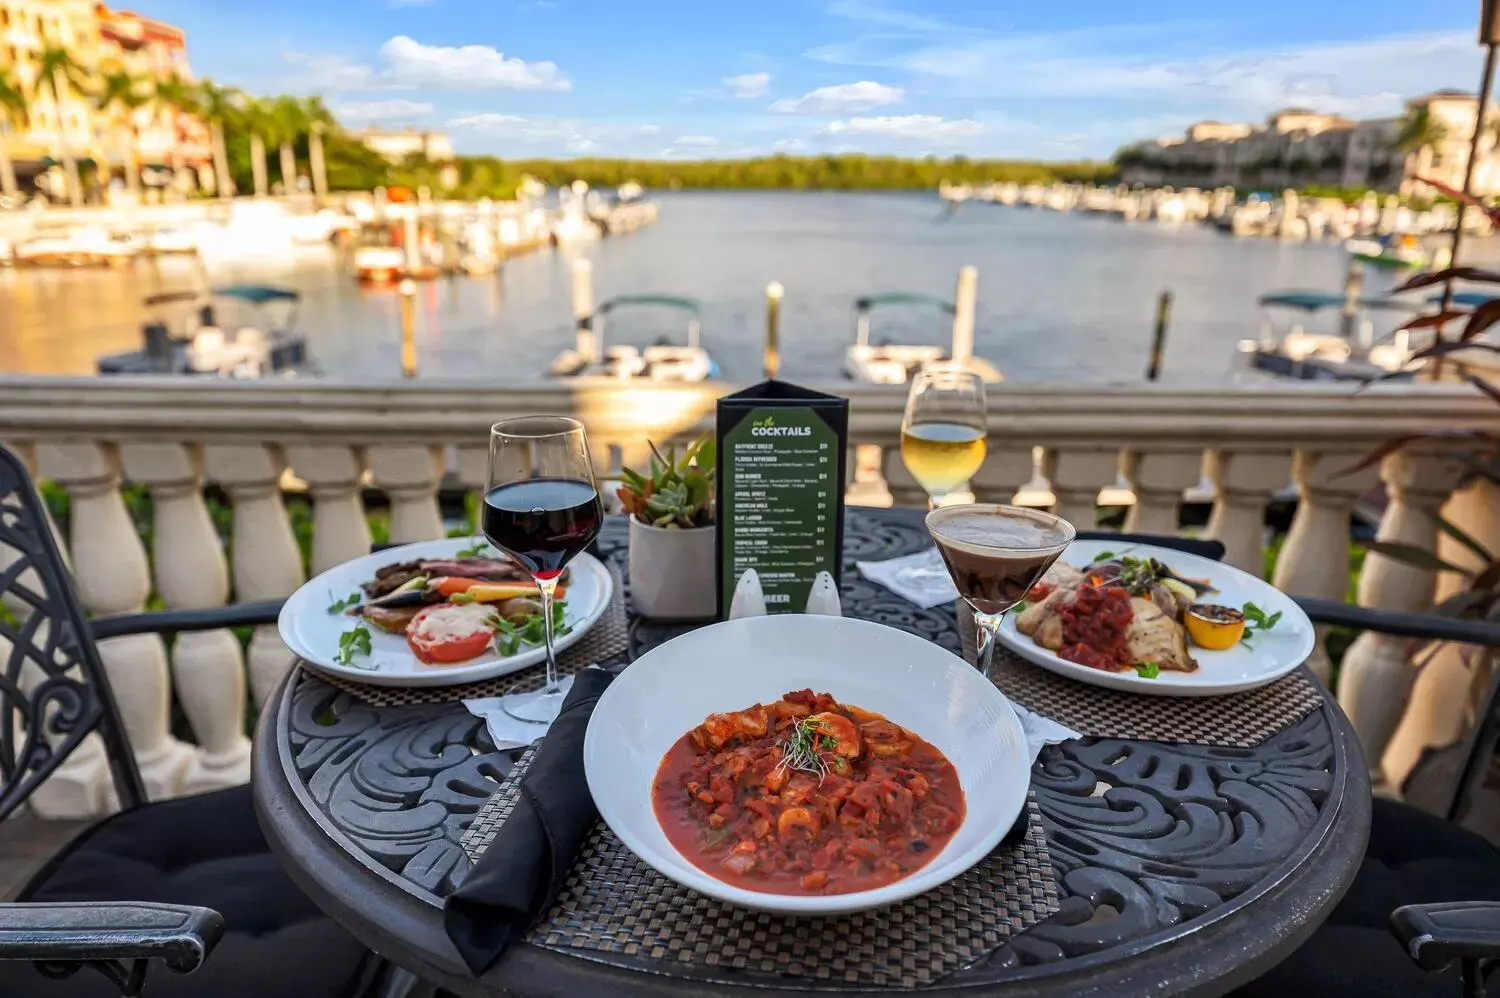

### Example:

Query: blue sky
xmin=142 ymin=0 xmax=1485 ymax=160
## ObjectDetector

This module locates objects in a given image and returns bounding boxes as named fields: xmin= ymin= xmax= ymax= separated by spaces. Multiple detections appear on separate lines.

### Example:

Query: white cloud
xmin=379 ymin=35 xmax=571 ymax=91
xmin=821 ymin=114 xmax=983 ymax=142
xmin=281 ymin=51 xmax=381 ymax=91
xmin=673 ymin=135 xmax=719 ymax=147
xmin=636 ymin=124 xmax=661 ymax=135
xmin=773 ymin=138 xmax=807 ymax=152
xmin=283 ymin=36 xmax=571 ymax=94
xmin=331 ymin=98 xmax=437 ymax=122
xmin=769 ymin=81 xmax=903 ymax=114
xmin=723 ymin=72 xmax=771 ymax=99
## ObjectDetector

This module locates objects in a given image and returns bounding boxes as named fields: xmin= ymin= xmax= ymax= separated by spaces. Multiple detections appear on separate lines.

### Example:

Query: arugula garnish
xmin=326 ymin=591 xmax=361 ymax=615
xmin=456 ymin=539 xmax=492 ymax=559
xmin=1135 ymin=661 xmax=1161 ymax=679
xmin=1240 ymin=602 xmax=1282 ymax=647
xmin=1089 ymin=550 xmax=1114 ymax=564
xmin=489 ymin=601 xmax=572 ymax=657
xmin=335 ymin=621 xmax=374 ymax=668
xmin=1013 ymin=599 xmax=1031 ymax=616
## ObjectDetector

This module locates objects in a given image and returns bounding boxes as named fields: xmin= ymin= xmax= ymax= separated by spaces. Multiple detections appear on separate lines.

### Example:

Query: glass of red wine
xmin=485 ymin=416 xmax=604 ymax=724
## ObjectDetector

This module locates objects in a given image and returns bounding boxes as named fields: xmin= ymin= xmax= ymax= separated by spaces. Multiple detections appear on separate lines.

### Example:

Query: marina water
xmin=0 ymin=191 xmax=1416 ymax=384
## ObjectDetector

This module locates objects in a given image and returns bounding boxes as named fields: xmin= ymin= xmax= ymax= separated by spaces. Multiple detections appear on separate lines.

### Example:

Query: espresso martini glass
xmin=926 ymin=504 xmax=1076 ymax=680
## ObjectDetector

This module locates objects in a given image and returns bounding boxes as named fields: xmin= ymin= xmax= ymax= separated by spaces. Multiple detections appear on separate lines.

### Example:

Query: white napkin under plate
xmin=1009 ymin=700 xmax=1083 ymax=763
xmin=464 ymin=672 xmax=577 ymax=750
xmin=856 ymin=548 xmax=958 ymax=609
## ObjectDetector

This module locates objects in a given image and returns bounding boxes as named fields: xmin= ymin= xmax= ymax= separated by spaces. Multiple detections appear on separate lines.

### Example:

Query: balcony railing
xmin=2 ymin=375 xmax=1498 ymax=817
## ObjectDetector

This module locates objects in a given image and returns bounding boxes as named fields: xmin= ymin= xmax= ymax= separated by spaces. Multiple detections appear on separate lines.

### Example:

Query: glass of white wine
xmin=896 ymin=367 xmax=988 ymax=591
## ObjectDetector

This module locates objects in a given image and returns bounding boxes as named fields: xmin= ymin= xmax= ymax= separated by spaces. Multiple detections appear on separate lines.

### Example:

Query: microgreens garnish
xmin=1240 ymin=602 xmax=1282 ymax=647
xmin=335 ymin=621 xmax=373 ymax=668
xmin=326 ymin=591 xmax=361 ymax=614
xmin=775 ymin=717 xmax=837 ymax=783
xmin=456 ymin=540 xmax=492 ymax=558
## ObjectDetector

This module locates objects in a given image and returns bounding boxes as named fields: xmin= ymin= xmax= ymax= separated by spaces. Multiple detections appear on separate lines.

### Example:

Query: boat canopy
xmin=597 ymin=294 xmax=700 ymax=316
xmin=853 ymin=292 xmax=956 ymax=315
xmin=211 ymin=285 xmax=301 ymax=304
xmin=1429 ymin=291 xmax=1498 ymax=309
xmin=595 ymin=294 xmax=702 ymax=349
xmin=1258 ymin=291 xmax=1416 ymax=312
xmin=852 ymin=292 xmax=956 ymax=347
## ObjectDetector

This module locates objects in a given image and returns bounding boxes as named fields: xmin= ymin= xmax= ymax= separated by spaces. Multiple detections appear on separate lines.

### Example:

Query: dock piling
xmin=1146 ymin=290 xmax=1172 ymax=381
xmin=399 ymin=278 xmax=418 ymax=379
xmin=764 ymin=282 xmax=784 ymax=380
xmin=951 ymin=265 xmax=977 ymax=364
xmin=572 ymin=258 xmax=597 ymax=365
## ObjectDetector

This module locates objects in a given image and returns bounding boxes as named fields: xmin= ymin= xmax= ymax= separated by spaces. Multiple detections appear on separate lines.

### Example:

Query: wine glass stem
xmin=973 ymin=610 xmax=1003 ymax=682
xmin=536 ymin=575 xmax=562 ymax=695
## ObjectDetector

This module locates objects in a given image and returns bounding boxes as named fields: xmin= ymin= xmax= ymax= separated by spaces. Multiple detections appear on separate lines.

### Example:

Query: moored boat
xmin=97 ymin=285 xmax=312 ymax=378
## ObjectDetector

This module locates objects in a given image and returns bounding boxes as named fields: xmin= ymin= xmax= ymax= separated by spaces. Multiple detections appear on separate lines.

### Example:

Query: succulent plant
xmin=617 ymin=434 xmax=716 ymax=529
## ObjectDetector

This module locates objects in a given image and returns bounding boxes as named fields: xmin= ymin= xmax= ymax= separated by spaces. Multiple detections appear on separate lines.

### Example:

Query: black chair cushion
xmin=0 ymin=785 xmax=381 ymax=998
xmin=1232 ymin=798 xmax=1500 ymax=997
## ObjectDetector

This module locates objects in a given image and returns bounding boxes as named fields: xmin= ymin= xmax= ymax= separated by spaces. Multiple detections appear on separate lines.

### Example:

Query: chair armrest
xmin=1075 ymin=531 xmax=1226 ymax=563
xmin=1294 ymin=597 xmax=1500 ymax=647
xmin=1391 ymin=901 xmax=1500 ymax=972
xmin=0 ymin=901 xmax=223 ymax=994
xmin=89 ymin=600 xmax=285 ymax=641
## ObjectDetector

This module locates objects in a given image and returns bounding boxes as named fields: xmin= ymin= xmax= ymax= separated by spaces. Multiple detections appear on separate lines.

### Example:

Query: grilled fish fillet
xmin=1124 ymin=597 xmax=1196 ymax=672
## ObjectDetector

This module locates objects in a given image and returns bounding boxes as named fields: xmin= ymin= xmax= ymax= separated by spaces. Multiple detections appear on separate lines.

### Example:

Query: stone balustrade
xmin=3 ymin=375 xmax=1499 ymax=814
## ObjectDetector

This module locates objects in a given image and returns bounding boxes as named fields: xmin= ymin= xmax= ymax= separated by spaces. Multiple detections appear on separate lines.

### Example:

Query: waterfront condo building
xmin=1118 ymin=90 xmax=1500 ymax=197
xmin=0 ymin=1 xmax=211 ymax=199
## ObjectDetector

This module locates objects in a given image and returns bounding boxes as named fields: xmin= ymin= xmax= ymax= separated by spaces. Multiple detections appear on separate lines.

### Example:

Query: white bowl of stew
xmin=584 ymin=614 xmax=1031 ymax=915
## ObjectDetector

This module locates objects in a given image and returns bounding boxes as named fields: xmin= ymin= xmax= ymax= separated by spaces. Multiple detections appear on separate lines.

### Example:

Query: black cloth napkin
xmin=444 ymin=667 xmax=615 ymax=975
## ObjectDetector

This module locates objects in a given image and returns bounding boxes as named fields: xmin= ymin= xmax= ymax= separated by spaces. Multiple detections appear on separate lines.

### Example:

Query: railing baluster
xmin=969 ymin=447 xmax=1032 ymax=506
xmin=1275 ymin=449 xmax=1379 ymax=683
xmin=1042 ymin=448 xmax=1118 ymax=531
xmin=1336 ymin=454 xmax=1465 ymax=783
xmin=39 ymin=443 xmax=195 ymax=803
xmin=205 ymin=444 xmax=305 ymax=707
xmin=121 ymin=442 xmax=250 ymax=793
xmin=1204 ymin=449 xmax=1291 ymax=577
xmin=287 ymin=445 xmax=372 ymax=574
xmin=368 ymin=445 xmax=445 ymax=543
xmin=1122 ymin=449 xmax=1201 ymax=536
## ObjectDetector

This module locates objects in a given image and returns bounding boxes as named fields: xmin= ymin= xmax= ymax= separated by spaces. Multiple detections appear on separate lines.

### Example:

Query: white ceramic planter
xmin=628 ymin=518 xmax=717 ymax=621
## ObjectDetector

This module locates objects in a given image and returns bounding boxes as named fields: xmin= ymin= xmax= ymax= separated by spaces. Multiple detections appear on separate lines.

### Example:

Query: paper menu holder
xmin=715 ymin=380 xmax=849 ymax=619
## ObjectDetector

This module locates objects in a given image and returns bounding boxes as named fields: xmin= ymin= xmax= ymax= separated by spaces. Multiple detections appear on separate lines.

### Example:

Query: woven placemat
xmin=460 ymin=750 xmax=1059 ymax=990
xmin=957 ymin=601 xmax=1324 ymax=747
xmin=314 ymin=566 xmax=629 ymax=707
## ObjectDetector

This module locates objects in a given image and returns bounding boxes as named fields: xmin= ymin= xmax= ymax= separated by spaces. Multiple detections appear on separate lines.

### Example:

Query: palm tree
xmin=96 ymin=70 xmax=146 ymax=198
xmin=266 ymin=95 xmax=308 ymax=195
xmin=1395 ymin=105 xmax=1449 ymax=188
xmin=239 ymin=95 xmax=270 ymax=196
xmin=0 ymin=67 xmax=29 ymax=200
xmin=196 ymin=79 xmax=239 ymax=198
xmin=152 ymin=74 xmax=199 ymax=195
xmin=36 ymin=46 xmax=92 ymax=206
xmin=303 ymin=95 xmax=336 ymax=203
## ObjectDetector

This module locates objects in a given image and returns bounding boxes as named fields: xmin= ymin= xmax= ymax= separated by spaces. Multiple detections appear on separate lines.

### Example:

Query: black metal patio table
xmin=251 ymin=507 xmax=1371 ymax=997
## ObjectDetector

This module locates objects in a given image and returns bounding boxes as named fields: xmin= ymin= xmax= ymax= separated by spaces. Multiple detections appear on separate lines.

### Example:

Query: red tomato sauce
xmin=651 ymin=690 xmax=965 ymax=896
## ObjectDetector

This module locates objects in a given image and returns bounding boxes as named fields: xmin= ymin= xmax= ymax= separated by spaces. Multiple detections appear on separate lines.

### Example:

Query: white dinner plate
xmin=585 ymin=614 xmax=1031 ymax=916
xmin=995 ymin=539 xmax=1314 ymax=697
xmin=279 ymin=536 xmax=613 ymax=687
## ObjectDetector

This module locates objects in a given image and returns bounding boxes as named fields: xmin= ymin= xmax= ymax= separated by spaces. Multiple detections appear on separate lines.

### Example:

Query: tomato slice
xmin=405 ymin=604 xmax=496 ymax=664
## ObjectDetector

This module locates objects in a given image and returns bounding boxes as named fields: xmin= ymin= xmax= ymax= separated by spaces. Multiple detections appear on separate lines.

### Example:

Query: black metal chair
xmin=0 ymin=444 xmax=400 ymax=997
xmin=1232 ymin=597 xmax=1500 ymax=998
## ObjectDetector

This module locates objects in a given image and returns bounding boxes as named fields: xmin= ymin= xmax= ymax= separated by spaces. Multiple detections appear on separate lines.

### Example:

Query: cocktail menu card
xmin=716 ymin=381 xmax=849 ymax=618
